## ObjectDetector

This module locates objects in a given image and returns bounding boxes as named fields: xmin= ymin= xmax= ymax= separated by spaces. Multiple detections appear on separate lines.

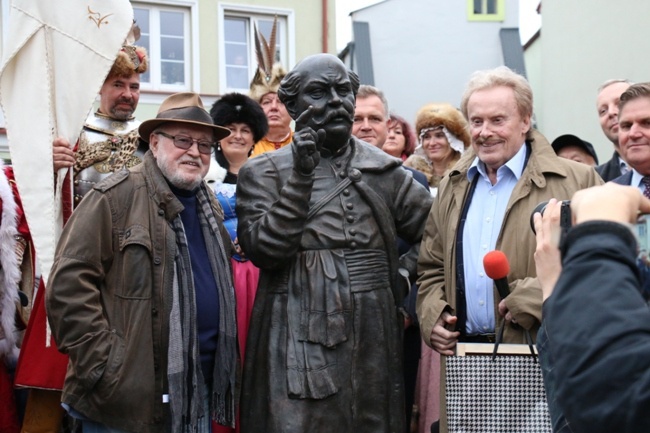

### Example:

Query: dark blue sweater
xmin=172 ymin=185 xmax=220 ymax=383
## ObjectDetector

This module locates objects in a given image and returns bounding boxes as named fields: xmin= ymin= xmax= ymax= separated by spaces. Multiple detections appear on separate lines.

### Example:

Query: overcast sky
xmin=334 ymin=0 xmax=542 ymax=51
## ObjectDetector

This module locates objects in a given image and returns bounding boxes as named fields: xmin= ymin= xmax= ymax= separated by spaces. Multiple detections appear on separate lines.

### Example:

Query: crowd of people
xmin=1 ymin=18 xmax=649 ymax=433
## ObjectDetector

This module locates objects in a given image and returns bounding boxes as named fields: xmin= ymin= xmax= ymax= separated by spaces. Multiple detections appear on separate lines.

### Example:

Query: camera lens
xmin=529 ymin=201 xmax=548 ymax=234
xmin=530 ymin=200 xmax=572 ymax=235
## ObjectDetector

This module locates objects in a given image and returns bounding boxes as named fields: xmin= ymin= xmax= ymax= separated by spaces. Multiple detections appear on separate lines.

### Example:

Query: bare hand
xmin=533 ymin=198 xmax=564 ymax=301
xmin=233 ymin=236 xmax=245 ymax=257
xmin=496 ymin=298 xmax=517 ymax=324
xmin=571 ymin=183 xmax=650 ymax=225
xmin=403 ymin=314 xmax=413 ymax=330
xmin=430 ymin=311 xmax=459 ymax=356
xmin=292 ymin=106 xmax=326 ymax=175
xmin=53 ymin=137 xmax=75 ymax=172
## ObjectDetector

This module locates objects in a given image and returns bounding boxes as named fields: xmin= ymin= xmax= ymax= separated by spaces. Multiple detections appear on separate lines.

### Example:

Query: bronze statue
xmin=237 ymin=53 xmax=432 ymax=433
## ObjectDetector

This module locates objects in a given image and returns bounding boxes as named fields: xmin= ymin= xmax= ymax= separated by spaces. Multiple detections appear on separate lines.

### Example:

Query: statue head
xmin=278 ymin=54 xmax=360 ymax=152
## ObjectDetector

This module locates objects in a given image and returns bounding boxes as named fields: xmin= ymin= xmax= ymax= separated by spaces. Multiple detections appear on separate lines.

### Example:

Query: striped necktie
xmin=642 ymin=176 xmax=650 ymax=199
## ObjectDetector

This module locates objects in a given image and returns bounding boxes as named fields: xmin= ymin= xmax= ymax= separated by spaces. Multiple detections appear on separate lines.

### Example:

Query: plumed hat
xmin=248 ymin=17 xmax=287 ymax=102
xmin=415 ymin=103 xmax=470 ymax=148
xmin=210 ymin=93 xmax=269 ymax=143
xmin=108 ymin=23 xmax=148 ymax=78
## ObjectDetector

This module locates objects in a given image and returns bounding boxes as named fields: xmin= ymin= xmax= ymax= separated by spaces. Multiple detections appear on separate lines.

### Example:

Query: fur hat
xmin=107 ymin=24 xmax=148 ymax=78
xmin=415 ymin=103 xmax=470 ymax=148
xmin=107 ymin=45 xmax=148 ymax=78
xmin=248 ymin=17 xmax=287 ymax=102
xmin=210 ymin=93 xmax=269 ymax=143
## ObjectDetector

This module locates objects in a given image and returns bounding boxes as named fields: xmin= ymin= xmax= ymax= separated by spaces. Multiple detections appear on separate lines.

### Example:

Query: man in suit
xmin=352 ymin=85 xmax=429 ymax=188
xmin=596 ymin=79 xmax=632 ymax=181
xmin=611 ymin=83 xmax=650 ymax=194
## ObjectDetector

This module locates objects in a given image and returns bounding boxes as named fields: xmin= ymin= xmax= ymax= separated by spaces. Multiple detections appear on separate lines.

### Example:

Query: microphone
xmin=483 ymin=250 xmax=511 ymax=300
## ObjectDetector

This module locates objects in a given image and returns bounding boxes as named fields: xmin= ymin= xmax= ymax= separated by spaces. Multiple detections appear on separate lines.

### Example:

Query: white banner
xmin=0 ymin=0 xmax=133 ymax=283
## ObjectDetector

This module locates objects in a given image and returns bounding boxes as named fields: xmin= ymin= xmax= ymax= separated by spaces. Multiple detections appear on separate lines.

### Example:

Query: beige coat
xmin=415 ymin=130 xmax=603 ymax=430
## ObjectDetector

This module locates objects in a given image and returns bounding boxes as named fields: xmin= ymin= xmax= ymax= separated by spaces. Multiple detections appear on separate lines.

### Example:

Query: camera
xmin=529 ymin=200 xmax=572 ymax=237
xmin=531 ymin=201 xmax=650 ymax=260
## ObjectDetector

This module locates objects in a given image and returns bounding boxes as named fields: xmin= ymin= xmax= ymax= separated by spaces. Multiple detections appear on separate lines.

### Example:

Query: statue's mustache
xmin=311 ymin=109 xmax=352 ymax=126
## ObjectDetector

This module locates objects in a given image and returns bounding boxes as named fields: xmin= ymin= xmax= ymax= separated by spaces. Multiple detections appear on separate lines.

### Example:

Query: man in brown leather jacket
xmin=15 ymin=42 xmax=151 ymax=433
xmin=47 ymin=93 xmax=237 ymax=433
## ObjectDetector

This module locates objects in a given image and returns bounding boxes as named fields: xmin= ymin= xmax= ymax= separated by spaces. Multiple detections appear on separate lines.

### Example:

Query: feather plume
xmin=253 ymin=17 xmax=279 ymax=79
xmin=268 ymin=17 xmax=278 ymax=62
xmin=125 ymin=21 xmax=141 ymax=45
xmin=259 ymin=33 xmax=271 ymax=73
xmin=253 ymin=24 xmax=266 ymax=76
xmin=249 ymin=16 xmax=286 ymax=101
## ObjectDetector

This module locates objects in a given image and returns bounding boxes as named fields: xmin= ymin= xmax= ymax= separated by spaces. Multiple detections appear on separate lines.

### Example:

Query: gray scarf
xmin=168 ymin=183 xmax=237 ymax=432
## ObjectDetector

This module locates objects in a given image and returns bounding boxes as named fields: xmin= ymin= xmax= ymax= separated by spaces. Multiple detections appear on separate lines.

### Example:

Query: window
xmin=133 ymin=4 xmax=191 ymax=91
xmin=223 ymin=14 xmax=287 ymax=92
xmin=467 ymin=0 xmax=505 ymax=22
xmin=219 ymin=6 xmax=294 ymax=94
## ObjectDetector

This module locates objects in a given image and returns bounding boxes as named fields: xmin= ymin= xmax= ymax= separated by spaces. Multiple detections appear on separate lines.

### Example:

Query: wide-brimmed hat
xmin=551 ymin=134 xmax=599 ymax=165
xmin=139 ymin=92 xmax=231 ymax=142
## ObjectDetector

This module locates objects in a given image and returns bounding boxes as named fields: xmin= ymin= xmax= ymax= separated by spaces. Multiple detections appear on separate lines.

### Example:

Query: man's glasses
xmin=156 ymin=131 xmax=215 ymax=155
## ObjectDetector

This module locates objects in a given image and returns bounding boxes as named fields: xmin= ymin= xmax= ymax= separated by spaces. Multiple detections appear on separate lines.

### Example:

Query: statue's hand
xmin=292 ymin=106 xmax=326 ymax=175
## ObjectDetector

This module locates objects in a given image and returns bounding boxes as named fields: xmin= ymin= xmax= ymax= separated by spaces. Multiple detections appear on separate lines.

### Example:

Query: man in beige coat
xmin=416 ymin=66 xmax=602 ymax=432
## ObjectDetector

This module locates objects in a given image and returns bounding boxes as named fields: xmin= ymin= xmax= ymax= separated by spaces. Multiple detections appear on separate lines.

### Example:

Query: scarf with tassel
xmin=167 ymin=183 xmax=237 ymax=432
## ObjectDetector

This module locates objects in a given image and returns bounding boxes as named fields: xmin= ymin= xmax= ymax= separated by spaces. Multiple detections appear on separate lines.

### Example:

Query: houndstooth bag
xmin=445 ymin=343 xmax=552 ymax=433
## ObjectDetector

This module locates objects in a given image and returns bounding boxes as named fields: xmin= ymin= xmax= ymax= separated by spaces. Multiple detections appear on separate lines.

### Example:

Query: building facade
xmin=524 ymin=0 xmax=650 ymax=162
xmin=0 ymin=0 xmax=336 ymax=159
xmin=341 ymin=0 xmax=522 ymax=124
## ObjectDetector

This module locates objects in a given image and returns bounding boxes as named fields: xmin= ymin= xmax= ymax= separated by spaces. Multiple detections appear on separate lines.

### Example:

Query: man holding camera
xmin=416 ymin=66 xmax=602 ymax=431
xmin=534 ymin=183 xmax=650 ymax=433
xmin=533 ymin=83 xmax=650 ymax=433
